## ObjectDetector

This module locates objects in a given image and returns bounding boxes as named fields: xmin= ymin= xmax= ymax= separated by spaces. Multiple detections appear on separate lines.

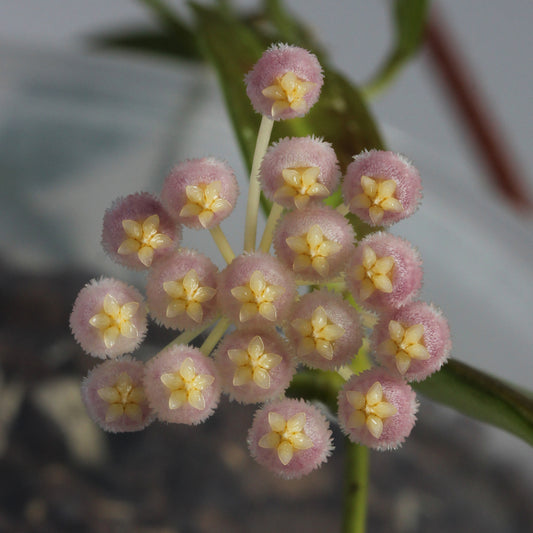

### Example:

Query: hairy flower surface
xmin=144 ymin=344 xmax=220 ymax=425
xmin=274 ymin=206 xmax=354 ymax=282
xmin=343 ymin=150 xmax=422 ymax=227
xmin=347 ymin=232 xmax=422 ymax=311
xmin=70 ymin=277 xmax=147 ymax=358
xmin=259 ymin=136 xmax=339 ymax=209
xmin=214 ymin=330 xmax=295 ymax=403
xmin=161 ymin=158 xmax=238 ymax=229
xmin=287 ymin=289 xmax=362 ymax=370
xmin=248 ymin=398 xmax=332 ymax=479
xmin=102 ymin=192 xmax=179 ymax=269
xmin=338 ymin=369 xmax=418 ymax=450
xmin=373 ymin=301 xmax=451 ymax=381
xmin=81 ymin=357 xmax=153 ymax=433
xmin=146 ymin=249 xmax=218 ymax=330
xmin=245 ymin=44 xmax=323 ymax=120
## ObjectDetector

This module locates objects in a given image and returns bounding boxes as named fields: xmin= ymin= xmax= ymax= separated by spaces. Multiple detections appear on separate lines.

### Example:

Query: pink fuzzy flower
xmin=342 ymin=150 xmax=422 ymax=227
xmin=70 ymin=277 xmax=147 ymax=358
xmin=217 ymin=252 xmax=296 ymax=330
xmin=337 ymin=368 xmax=418 ymax=450
xmin=286 ymin=289 xmax=362 ymax=370
xmin=81 ymin=356 xmax=154 ymax=433
xmin=346 ymin=232 xmax=422 ymax=311
xmin=214 ymin=329 xmax=295 ymax=404
xmin=372 ymin=301 xmax=451 ymax=381
xmin=248 ymin=398 xmax=332 ymax=479
xmin=273 ymin=206 xmax=355 ymax=282
xmin=259 ymin=136 xmax=340 ymax=209
xmin=245 ymin=43 xmax=323 ymax=120
xmin=143 ymin=344 xmax=221 ymax=425
xmin=161 ymin=157 xmax=239 ymax=229
xmin=146 ymin=249 xmax=219 ymax=330
xmin=101 ymin=192 xmax=179 ymax=270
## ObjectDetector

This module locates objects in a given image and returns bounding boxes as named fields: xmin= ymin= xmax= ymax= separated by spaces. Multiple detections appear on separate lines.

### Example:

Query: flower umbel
xmin=71 ymin=42 xmax=450 ymax=485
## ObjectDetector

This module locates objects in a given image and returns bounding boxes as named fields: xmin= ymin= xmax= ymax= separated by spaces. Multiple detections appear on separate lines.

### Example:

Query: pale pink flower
xmin=161 ymin=157 xmax=239 ymax=229
xmin=338 ymin=368 xmax=418 ymax=450
xmin=101 ymin=192 xmax=179 ymax=270
xmin=259 ymin=136 xmax=340 ymax=209
xmin=346 ymin=232 xmax=422 ymax=311
xmin=342 ymin=150 xmax=422 ymax=227
xmin=143 ymin=344 xmax=221 ymax=425
xmin=248 ymin=398 xmax=332 ymax=479
xmin=245 ymin=43 xmax=323 ymax=120
xmin=217 ymin=252 xmax=296 ymax=330
xmin=146 ymin=249 xmax=219 ymax=330
xmin=81 ymin=356 xmax=154 ymax=433
xmin=214 ymin=329 xmax=295 ymax=404
xmin=70 ymin=277 xmax=147 ymax=358
xmin=286 ymin=289 xmax=362 ymax=370
xmin=273 ymin=206 xmax=355 ymax=282
xmin=372 ymin=301 xmax=451 ymax=381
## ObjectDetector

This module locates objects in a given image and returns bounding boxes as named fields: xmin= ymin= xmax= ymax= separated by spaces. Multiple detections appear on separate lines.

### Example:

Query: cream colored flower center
xmin=350 ymin=176 xmax=403 ymax=224
xmin=346 ymin=381 xmax=397 ymax=439
xmin=227 ymin=335 xmax=282 ymax=389
xmin=230 ymin=270 xmax=285 ymax=323
xmin=118 ymin=214 xmax=172 ymax=267
xmin=258 ymin=411 xmax=313 ymax=465
xmin=179 ymin=181 xmax=231 ymax=228
xmin=379 ymin=320 xmax=429 ymax=374
xmin=274 ymin=166 xmax=329 ymax=209
xmin=352 ymin=245 xmax=394 ymax=300
xmin=163 ymin=269 xmax=216 ymax=324
xmin=160 ymin=357 xmax=215 ymax=411
xmin=97 ymin=372 xmax=145 ymax=423
xmin=89 ymin=294 xmax=139 ymax=349
xmin=262 ymin=71 xmax=315 ymax=117
xmin=286 ymin=224 xmax=342 ymax=277
xmin=291 ymin=306 xmax=345 ymax=360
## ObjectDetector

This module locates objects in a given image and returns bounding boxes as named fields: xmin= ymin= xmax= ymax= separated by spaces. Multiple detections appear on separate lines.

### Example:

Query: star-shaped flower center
xmin=89 ymin=294 xmax=139 ymax=349
xmin=286 ymin=224 xmax=342 ymax=277
xmin=160 ymin=357 xmax=215 ymax=411
xmin=97 ymin=372 xmax=145 ymax=423
xmin=227 ymin=335 xmax=282 ymax=389
xmin=258 ymin=411 xmax=314 ymax=465
xmin=346 ymin=381 xmax=397 ymax=439
xmin=179 ymin=181 xmax=232 ymax=228
xmin=274 ymin=166 xmax=329 ymax=209
xmin=350 ymin=176 xmax=403 ymax=224
xmin=117 ymin=214 xmax=172 ymax=267
xmin=261 ymin=72 xmax=316 ymax=117
xmin=291 ymin=306 xmax=345 ymax=360
xmin=352 ymin=246 xmax=395 ymax=300
xmin=230 ymin=270 xmax=285 ymax=323
xmin=163 ymin=269 xmax=217 ymax=324
xmin=379 ymin=320 xmax=430 ymax=374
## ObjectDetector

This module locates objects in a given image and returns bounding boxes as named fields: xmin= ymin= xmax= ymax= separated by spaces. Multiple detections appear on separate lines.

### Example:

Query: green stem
xmin=342 ymin=441 xmax=369 ymax=533
xmin=244 ymin=116 xmax=274 ymax=251
xmin=199 ymin=317 xmax=231 ymax=356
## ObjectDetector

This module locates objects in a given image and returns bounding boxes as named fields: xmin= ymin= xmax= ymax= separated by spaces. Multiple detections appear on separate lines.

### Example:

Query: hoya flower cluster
xmin=70 ymin=43 xmax=451 ymax=479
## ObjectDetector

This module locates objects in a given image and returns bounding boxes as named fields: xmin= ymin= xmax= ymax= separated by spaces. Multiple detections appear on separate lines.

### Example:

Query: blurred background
xmin=0 ymin=1 xmax=532 ymax=532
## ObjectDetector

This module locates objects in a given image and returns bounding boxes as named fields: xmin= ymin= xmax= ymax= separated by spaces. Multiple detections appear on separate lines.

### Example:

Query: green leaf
xmin=89 ymin=27 xmax=202 ymax=62
xmin=363 ymin=0 xmax=429 ymax=98
xmin=414 ymin=359 xmax=533 ymax=446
